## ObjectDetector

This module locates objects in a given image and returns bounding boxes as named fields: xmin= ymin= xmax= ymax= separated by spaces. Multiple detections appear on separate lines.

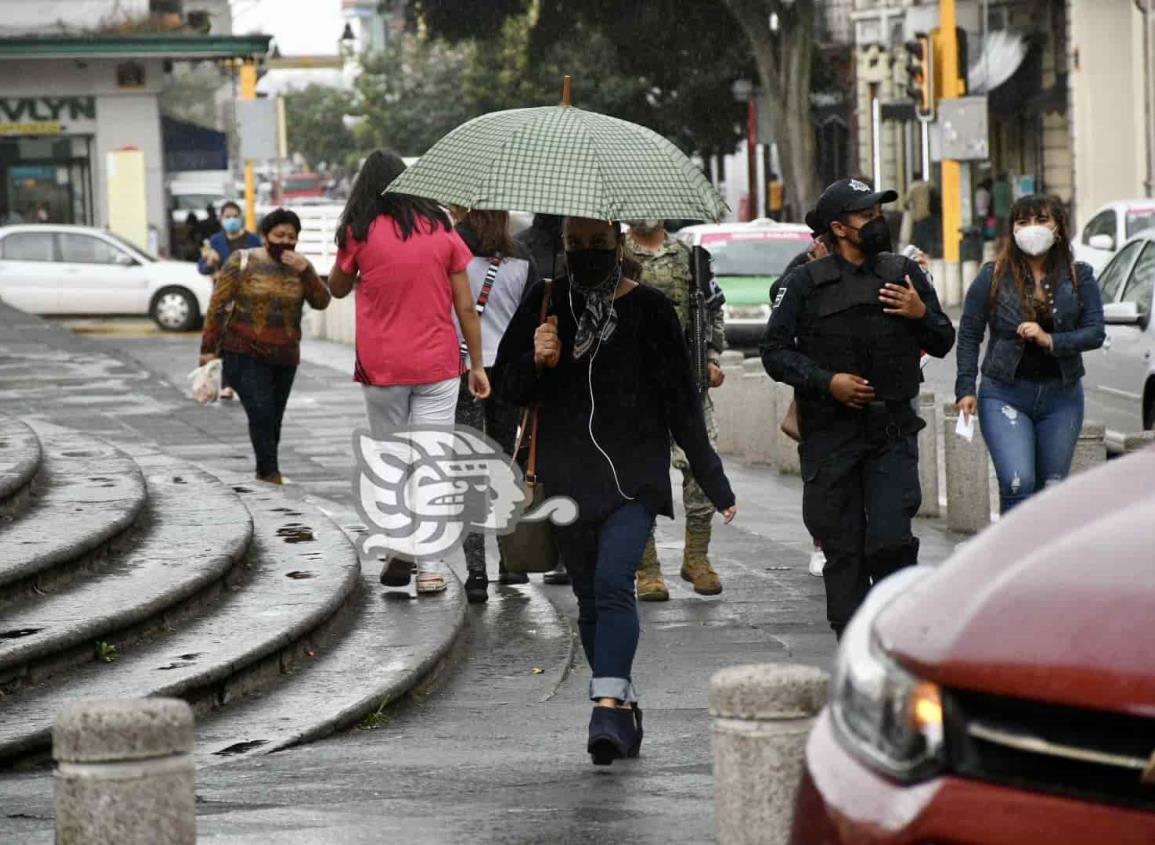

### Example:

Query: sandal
xmin=415 ymin=570 xmax=448 ymax=594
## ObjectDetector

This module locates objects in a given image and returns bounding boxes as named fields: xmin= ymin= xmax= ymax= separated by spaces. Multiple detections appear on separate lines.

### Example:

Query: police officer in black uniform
xmin=761 ymin=179 xmax=955 ymax=637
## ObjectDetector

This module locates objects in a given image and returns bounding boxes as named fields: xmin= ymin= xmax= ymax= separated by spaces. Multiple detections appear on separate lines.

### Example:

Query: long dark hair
xmin=992 ymin=194 xmax=1078 ymax=316
xmin=336 ymin=149 xmax=450 ymax=248
xmin=461 ymin=208 xmax=515 ymax=257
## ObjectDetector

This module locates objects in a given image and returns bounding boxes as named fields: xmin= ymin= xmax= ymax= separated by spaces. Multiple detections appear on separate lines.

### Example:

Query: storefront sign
xmin=0 ymin=97 xmax=96 ymax=135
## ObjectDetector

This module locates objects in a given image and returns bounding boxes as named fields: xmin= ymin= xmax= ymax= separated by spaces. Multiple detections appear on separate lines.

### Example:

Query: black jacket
xmin=493 ymin=278 xmax=734 ymax=524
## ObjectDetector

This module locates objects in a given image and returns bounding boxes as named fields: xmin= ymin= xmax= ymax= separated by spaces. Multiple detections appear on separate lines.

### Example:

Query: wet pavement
xmin=0 ymin=315 xmax=967 ymax=843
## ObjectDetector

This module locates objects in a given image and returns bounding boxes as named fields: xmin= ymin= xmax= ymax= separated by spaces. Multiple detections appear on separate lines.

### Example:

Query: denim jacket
xmin=954 ymin=260 xmax=1105 ymax=400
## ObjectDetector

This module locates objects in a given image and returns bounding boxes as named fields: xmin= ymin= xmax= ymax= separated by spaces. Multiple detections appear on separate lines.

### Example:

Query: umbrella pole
xmin=561 ymin=75 xmax=572 ymax=107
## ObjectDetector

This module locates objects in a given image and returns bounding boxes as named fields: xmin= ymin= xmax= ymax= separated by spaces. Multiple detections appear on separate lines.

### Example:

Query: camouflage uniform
xmin=624 ymin=233 xmax=726 ymax=597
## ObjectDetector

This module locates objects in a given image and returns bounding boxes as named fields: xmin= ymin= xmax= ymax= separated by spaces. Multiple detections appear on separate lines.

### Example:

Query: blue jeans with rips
xmin=556 ymin=501 xmax=655 ymax=704
xmin=978 ymin=376 xmax=1084 ymax=514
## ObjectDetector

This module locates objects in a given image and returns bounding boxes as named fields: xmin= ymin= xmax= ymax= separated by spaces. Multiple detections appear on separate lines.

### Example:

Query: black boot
xmin=465 ymin=570 xmax=489 ymax=604
xmin=379 ymin=556 xmax=413 ymax=587
xmin=587 ymin=704 xmax=642 ymax=766
xmin=498 ymin=566 xmax=529 ymax=585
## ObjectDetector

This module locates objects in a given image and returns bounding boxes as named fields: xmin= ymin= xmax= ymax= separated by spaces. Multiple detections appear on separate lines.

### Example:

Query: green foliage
xmin=283 ymin=85 xmax=357 ymax=170
xmin=96 ymin=642 xmax=117 ymax=663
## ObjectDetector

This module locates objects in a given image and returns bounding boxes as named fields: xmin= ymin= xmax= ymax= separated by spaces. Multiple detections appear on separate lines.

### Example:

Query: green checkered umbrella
xmin=384 ymin=105 xmax=727 ymax=222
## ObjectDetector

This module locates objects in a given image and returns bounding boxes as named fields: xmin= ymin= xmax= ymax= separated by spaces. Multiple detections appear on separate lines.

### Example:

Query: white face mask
xmin=1014 ymin=224 xmax=1056 ymax=257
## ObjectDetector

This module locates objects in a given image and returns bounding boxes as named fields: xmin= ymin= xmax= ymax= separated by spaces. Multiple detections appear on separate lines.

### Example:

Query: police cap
xmin=811 ymin=178 xmax=899 ymax=234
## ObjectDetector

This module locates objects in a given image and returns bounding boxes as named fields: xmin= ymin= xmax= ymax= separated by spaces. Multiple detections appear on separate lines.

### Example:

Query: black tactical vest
xmin=796 ymin=253 xmax=923 ymax=401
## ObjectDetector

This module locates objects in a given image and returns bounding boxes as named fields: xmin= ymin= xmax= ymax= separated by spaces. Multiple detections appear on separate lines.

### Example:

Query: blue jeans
xmin=978 ymin=377 xmax=1084 ymax=514
xmin=556 ymin=502 xmax=655 ymax=704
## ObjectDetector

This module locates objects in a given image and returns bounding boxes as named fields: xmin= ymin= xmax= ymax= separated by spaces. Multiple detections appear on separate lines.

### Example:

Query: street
xmin=0 ymin=315 xmax=965 ymax=843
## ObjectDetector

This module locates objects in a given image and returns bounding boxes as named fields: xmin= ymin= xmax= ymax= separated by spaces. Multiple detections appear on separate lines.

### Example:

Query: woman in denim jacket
xmin=955 ymin=194 xmax=1105 ymax=513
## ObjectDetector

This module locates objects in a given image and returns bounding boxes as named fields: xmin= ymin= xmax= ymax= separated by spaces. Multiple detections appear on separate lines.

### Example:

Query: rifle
xmin=688 ymin=244 xmax=723 ymax=396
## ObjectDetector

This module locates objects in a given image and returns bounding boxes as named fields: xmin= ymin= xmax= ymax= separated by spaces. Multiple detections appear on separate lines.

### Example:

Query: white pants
xmin=361 ymin=377 xmax=460 ymax=438
xmin=361 ymin=377 xmax=461 ymax=570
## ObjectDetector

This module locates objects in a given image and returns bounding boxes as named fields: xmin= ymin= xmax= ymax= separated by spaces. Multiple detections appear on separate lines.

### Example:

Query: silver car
xmin=1082 ymin=230 xmax=1155 ymax=451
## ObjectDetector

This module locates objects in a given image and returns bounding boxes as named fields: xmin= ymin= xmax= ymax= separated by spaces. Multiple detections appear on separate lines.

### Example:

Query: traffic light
xmin=904 ymin=33 xmax=935 ymax=120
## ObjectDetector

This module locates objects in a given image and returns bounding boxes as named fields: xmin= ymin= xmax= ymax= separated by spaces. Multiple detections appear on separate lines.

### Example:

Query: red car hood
xmin=877 ymin=445 xmax=1155 ymax=718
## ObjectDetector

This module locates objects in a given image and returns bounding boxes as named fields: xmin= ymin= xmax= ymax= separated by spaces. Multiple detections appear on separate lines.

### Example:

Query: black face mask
xmin=566 ymin=248 xmax=619 ymax=290
xmin=853 ymin=217 xmax=892 ymax=256
xmin=266 ymin=242 xmax=292 ymax=263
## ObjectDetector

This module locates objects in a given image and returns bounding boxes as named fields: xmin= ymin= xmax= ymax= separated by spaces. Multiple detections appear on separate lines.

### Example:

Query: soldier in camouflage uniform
xmin=623 ymin=220 xmax=727 ymax=599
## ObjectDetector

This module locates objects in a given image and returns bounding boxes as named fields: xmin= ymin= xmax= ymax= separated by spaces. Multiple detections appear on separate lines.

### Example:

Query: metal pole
xmin=746 ymin=95 xmax=758 ymax=221
xmin=921 ymin=120 xmax=931 ymax=176
xmin=940 ymin=0 xmax=964 ymax=304
xmin=872 ymin=94 xmax=883 ymax=187
xmin=240 ymin=60 xmax=258 ymax=233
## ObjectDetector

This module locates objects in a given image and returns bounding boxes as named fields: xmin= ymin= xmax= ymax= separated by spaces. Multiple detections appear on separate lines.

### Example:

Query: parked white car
xmin=0 ymin=225 xmax=212 ymax=331
xmin=1082 ymin=229 xmax=1155 ymax=451
xmin=1073 ymin=199 xmax=1155 ymax=274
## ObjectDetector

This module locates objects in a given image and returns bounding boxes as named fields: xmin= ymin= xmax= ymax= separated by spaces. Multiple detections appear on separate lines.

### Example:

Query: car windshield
xmin=702 ymin=234 xmax=810 ymax=277
xmin=1125 ymin=209 xmax=1155 ymax=239
xmin=102 ymin=231 xmax=158 ymax=262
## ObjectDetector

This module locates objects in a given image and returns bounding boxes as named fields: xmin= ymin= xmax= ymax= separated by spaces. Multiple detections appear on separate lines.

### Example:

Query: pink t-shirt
xmin=337 ymin=216 xmax=472 ymax=386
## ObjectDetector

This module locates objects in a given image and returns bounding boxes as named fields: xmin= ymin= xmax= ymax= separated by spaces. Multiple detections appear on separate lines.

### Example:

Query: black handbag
xmin=498 ymin=282 xmax=560 ymax=573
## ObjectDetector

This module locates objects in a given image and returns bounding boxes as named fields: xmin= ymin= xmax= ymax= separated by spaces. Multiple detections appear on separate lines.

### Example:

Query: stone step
xmin=0 ymin=427 xmax=146 ymax=602
xmin=0 ymin=415 xmax=41 ymax=517
xmin=0 ymin=452 xmax=251 ymax=691
xmin=0 ymin=478 xmax=360 ymax=763
xmin=191 ymin=489 xmax=467 ymax=764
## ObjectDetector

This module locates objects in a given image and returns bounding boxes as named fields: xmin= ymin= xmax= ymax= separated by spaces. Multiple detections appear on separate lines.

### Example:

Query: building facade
xmin=847 ymin=0 xmax=1155 ymax=235
xmin=0 ymin=1 xmax=266 ymax=251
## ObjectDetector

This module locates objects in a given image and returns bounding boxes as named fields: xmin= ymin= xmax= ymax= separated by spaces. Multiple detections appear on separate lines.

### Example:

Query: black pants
xmin=800 ymin=411 xmax=922 ymax=635
xmin=223 ymin=352 xmax=297 ymax=478
xmin=454 ymin=368 xmax=520 ymax=575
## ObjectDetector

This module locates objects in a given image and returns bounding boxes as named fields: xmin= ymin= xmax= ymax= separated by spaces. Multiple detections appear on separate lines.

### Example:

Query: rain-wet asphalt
xmin=0 ymin=316 xmax=965 ymax=843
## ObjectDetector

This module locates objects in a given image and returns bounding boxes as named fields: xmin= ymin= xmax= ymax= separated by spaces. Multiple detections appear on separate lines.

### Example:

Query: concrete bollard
xmin=1124 ymin=430 xmax=1155 ymax=454
xmin=739 ymin=359 xmax=777 ymax=466
xmin=916 ymin=390 xmax=941 ymax=517
xmin=770 ymin=381 xmax=801 ymax=475
xmin=942 ymin=402 xmax=992 ymax=534
xmin=54 ymin=698 xmax=196 ymax=845
xmin=1070 ymin=421 xmax=1106 ymax=476
xmin=711 ymin=664 xmax=830 ymax=845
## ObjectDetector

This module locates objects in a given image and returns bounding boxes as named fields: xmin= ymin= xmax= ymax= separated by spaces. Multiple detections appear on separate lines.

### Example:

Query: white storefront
xmin=0 ymin=33 xmax=268 ymax=251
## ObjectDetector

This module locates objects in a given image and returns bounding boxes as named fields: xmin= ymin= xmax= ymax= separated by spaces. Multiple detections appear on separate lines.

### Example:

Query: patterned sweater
xmin=200 ymin=249 xmax=331 ymax=368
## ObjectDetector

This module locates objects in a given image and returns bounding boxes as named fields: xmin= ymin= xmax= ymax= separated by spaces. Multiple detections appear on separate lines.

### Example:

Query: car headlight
xmin=829 ymin=568 xmax=945 ymax=782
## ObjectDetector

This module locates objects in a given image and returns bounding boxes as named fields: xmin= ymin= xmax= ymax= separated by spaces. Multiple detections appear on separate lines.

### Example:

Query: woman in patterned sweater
xmin=199 ymin=208 xmax=331 ymax=484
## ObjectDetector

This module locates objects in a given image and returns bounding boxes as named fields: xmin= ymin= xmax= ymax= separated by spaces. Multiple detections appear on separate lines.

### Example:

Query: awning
xmin=163 ymin=117 xmax=228 ymax=172
xmin=0 ymin=34 xmax=270 ymax=60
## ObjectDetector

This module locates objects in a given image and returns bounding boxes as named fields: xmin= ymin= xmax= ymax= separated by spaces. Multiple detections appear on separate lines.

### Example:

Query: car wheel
xmin=150 ymin=288 xmax=199 ymax=332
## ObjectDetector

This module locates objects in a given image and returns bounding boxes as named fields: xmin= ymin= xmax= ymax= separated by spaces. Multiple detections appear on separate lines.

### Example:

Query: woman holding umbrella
xmin=494 ymin=217 xmax=736 ymax=765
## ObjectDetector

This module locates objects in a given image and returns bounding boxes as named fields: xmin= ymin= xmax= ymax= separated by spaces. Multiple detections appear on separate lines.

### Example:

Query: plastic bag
xmin=189 ymin=358 xmax=223 ymax=405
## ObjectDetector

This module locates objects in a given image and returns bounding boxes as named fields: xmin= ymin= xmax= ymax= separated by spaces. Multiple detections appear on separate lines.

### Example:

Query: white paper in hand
xmin=955 ymin=412 xmax=975 ymax=442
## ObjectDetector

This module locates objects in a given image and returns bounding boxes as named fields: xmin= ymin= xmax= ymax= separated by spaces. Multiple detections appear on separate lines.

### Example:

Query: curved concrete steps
xmin=0 ymin=415 xmax=41 ymax=515
xmin=0 ymin=455 xmax=251 ymax=690
xmin=0 ymin=429 xmax=146 ymax=601
xmin=0 ymin=481 xmax=360 ymax=762
xmin=192 ymin=491 xmax=467 ymax=763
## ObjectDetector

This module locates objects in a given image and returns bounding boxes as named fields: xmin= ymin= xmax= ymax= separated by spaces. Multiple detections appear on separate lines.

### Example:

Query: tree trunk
xmin=722 ymin=0 xmax=822 ymax=220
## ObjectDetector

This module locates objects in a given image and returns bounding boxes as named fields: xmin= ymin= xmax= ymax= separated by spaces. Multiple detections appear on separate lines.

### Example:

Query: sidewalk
xmin=0 ymin=314 xmax=966 ymax=843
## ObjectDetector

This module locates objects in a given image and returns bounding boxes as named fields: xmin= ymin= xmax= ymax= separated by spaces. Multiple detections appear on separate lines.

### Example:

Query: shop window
xmin=117 ymin=62 xmax=146 ymax=89
xmin=59 ymin=234 xmax=128 ymax=266
xmin=0 ymin=232 xmax=55 ymax=262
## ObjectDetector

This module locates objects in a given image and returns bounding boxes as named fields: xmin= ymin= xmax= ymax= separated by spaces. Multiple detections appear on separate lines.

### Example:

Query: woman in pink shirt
xmin=329 ymin=150 xmax=489 ymax=594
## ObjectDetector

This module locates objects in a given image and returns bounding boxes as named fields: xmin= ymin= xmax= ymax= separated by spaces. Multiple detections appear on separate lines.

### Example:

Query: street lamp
xmin=731 ymin=79 xmax=758 ymax=222
xmin=339 ymin=23 xmax=356 ymax=60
